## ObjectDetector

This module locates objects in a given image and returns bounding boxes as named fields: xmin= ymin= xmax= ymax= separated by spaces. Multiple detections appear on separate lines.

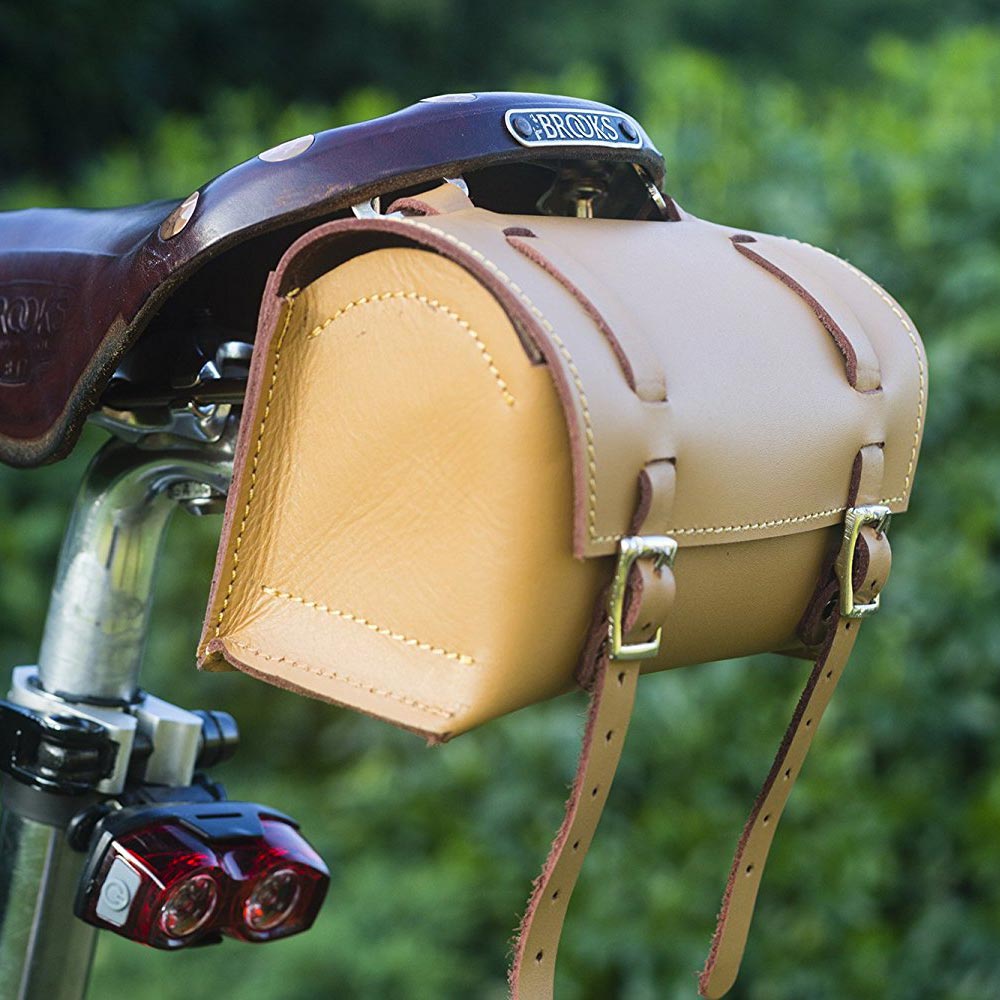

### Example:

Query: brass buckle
xmin=835 ymin=505 xmax=891 ymax=619
xmin=608 ymin=535 xmax=678 ymax=661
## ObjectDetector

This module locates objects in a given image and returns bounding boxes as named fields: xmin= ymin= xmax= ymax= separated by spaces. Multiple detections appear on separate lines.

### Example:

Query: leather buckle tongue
xmin=608 ymin=535 xmax=678 ymax=660
xmin=835 ymin=505 xmax=891 ymax=619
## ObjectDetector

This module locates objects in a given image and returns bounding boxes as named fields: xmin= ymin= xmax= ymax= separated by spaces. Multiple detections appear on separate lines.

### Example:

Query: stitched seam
xmin=403 ymin=218 xmax=619 ymax=543
xmin=307 ymin=291 xmax=515 ymax=406
xmin=261 ymin=585 xmax=476 ymax=665
xmin=783 ymin=237 xmax=926 ymax=503
xmin=226 ymin=637 xmax=464 ymax=720
xmin=664 ymin=504 xmax=848 ymax=537
xmin=211 ymin=282 xmax=517 ymax=644
xmin=213 ymin=289 xmax=300 ymax=640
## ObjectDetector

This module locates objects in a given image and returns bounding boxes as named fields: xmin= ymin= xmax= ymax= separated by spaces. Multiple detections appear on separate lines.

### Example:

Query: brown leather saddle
xmin=0 ymin=93 xmax=666 ymax=468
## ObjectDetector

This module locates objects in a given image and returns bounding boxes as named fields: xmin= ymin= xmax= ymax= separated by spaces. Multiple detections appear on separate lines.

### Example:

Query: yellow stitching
xmin=783 ymin=237 xmax=926 ymax=504
xmin=402 ymin=219 xmax=618 ymax=543
xmin=261 ymin=585 xmax=476 ymax=665
xmin=226 ymin=638 xmax=463 ymax=720
xmin=213 ymin=290 xmax=299 ymax=639
xmin=210 ymin=282 xmax=517 ymax=645
xmin=307 ymin=291 xmax=515 ymax=406
xmin=664 ymin=505 xmax=847 ymax=537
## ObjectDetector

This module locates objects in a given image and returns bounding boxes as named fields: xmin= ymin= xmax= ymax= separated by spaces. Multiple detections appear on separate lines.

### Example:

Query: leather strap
xmin=510 ymin=442 xmax=890 ymax=999
xmin=730 ymin=235 xmax=882 ymax=393
xmin=504 ymin=231 xmax=669 ymax=403
xmin=385 ymin=179 xmax=476 ymax=217
xmin=508 ymin=655 xmax=642 ymax=999
xmin=698 ymin=444 xmax=890 ymax=997
xmin=509 ymin=465 xmax=677 ymax=999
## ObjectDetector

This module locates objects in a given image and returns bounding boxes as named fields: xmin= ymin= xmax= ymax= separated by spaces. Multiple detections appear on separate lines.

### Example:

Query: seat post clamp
xmin=835 ymin=505 xmax=892 ymax=619
xmin=608 ymin=536 xmax=678 ymax=661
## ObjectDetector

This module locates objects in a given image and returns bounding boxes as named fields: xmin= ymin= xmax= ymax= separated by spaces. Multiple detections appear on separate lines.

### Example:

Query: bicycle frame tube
xmin=0 ymin=808 xmax=96 ymax=1000
xmin=0 ymin=430 xmax=234 ymax=999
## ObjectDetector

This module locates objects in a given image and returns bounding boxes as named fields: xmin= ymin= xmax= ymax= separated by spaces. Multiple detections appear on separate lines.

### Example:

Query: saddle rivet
xmin=259 ymin=134 xmax=315 ymax=163
xmin=512 ymin=115 xmax=533 ymax=139
xmin=619 ymin=119 xmax=638 ymax=141
xmin=158 ymin=191 xmax=199 ymax=241
xmin=420 ymin=92 xmax=477 ymax=103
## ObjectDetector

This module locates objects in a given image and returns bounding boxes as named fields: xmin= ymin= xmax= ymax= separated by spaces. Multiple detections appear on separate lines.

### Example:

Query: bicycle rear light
xmin=74 ymin=802 xmax=329 ymax=949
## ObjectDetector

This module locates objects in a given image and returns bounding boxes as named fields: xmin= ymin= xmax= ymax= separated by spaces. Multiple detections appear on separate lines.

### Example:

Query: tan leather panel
xmin=652 ymin=528 xmax=826 ymax=670
xmin=201 ymin=246 xmax=606 ymax=736
xmin=403 ymin=210 xmax=925 ymax=554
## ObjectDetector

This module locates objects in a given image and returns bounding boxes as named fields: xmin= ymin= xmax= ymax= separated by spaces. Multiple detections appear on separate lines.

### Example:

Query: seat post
xmin=0 ymin=426 xmax=236 ymax=1000
xmin=36 ymin=435 xmax=234 ymax=702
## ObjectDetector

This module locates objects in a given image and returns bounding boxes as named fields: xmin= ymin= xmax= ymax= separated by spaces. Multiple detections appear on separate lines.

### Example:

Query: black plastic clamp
xmin=0 ymin=699 xmax=117 ymax=796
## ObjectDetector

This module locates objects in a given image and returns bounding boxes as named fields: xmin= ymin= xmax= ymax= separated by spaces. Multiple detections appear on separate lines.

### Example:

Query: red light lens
xmin=244 ymin=867 xmax=301 ymax=931
xmin=223 ymin=819 xmax=329 ymax=942
xmin=78 ymin=812 xmax=329 ymax=949
xmin=159 ymin=874 xmax=220 ymax=939
xmin=83 ymin=823 xmax=221 ymax=949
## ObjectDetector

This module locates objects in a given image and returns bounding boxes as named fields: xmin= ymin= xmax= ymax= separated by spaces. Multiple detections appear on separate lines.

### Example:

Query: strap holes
xmin=605 ymin=729 xmax=614 ymax=743
xmin=745 ymin=864 xmax=755 ymax=876
xmin=845 ymin=622 xmax=853 ymax=631
xmin=591 ymin=785 xmax=599 ymax=797
xmin=825 ymin=669 xmax=833 ymax=680
xmin=572 ymin=840 xmax=580 ymax=851
xmin=616 ymin=671 xmax=625 ymax=686
xmin=535 ymin=950 xmax=544 ymax=964
xmin=783 ymin=768 xmax=792 ymax=781
xmin=805 ymin=718 xmax=812 ymax=727
xmin=551 ymin=889 xmax=560 ymax=901
xmin=762 ymin=814 xmax=771 ymax=825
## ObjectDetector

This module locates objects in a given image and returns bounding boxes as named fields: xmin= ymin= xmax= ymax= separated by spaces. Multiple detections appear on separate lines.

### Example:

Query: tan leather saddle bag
xmin=199 ymin=183 xmax=926 ymax=997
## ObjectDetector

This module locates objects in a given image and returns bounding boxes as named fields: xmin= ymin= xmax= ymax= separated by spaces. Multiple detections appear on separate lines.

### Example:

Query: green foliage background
xmin=1 ymin=4 xmax=999 ymax=998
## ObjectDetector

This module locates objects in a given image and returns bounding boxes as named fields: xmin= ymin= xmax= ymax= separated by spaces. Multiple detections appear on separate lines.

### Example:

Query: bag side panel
xmin=199 ymin=246 xmax=604 ymax=737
